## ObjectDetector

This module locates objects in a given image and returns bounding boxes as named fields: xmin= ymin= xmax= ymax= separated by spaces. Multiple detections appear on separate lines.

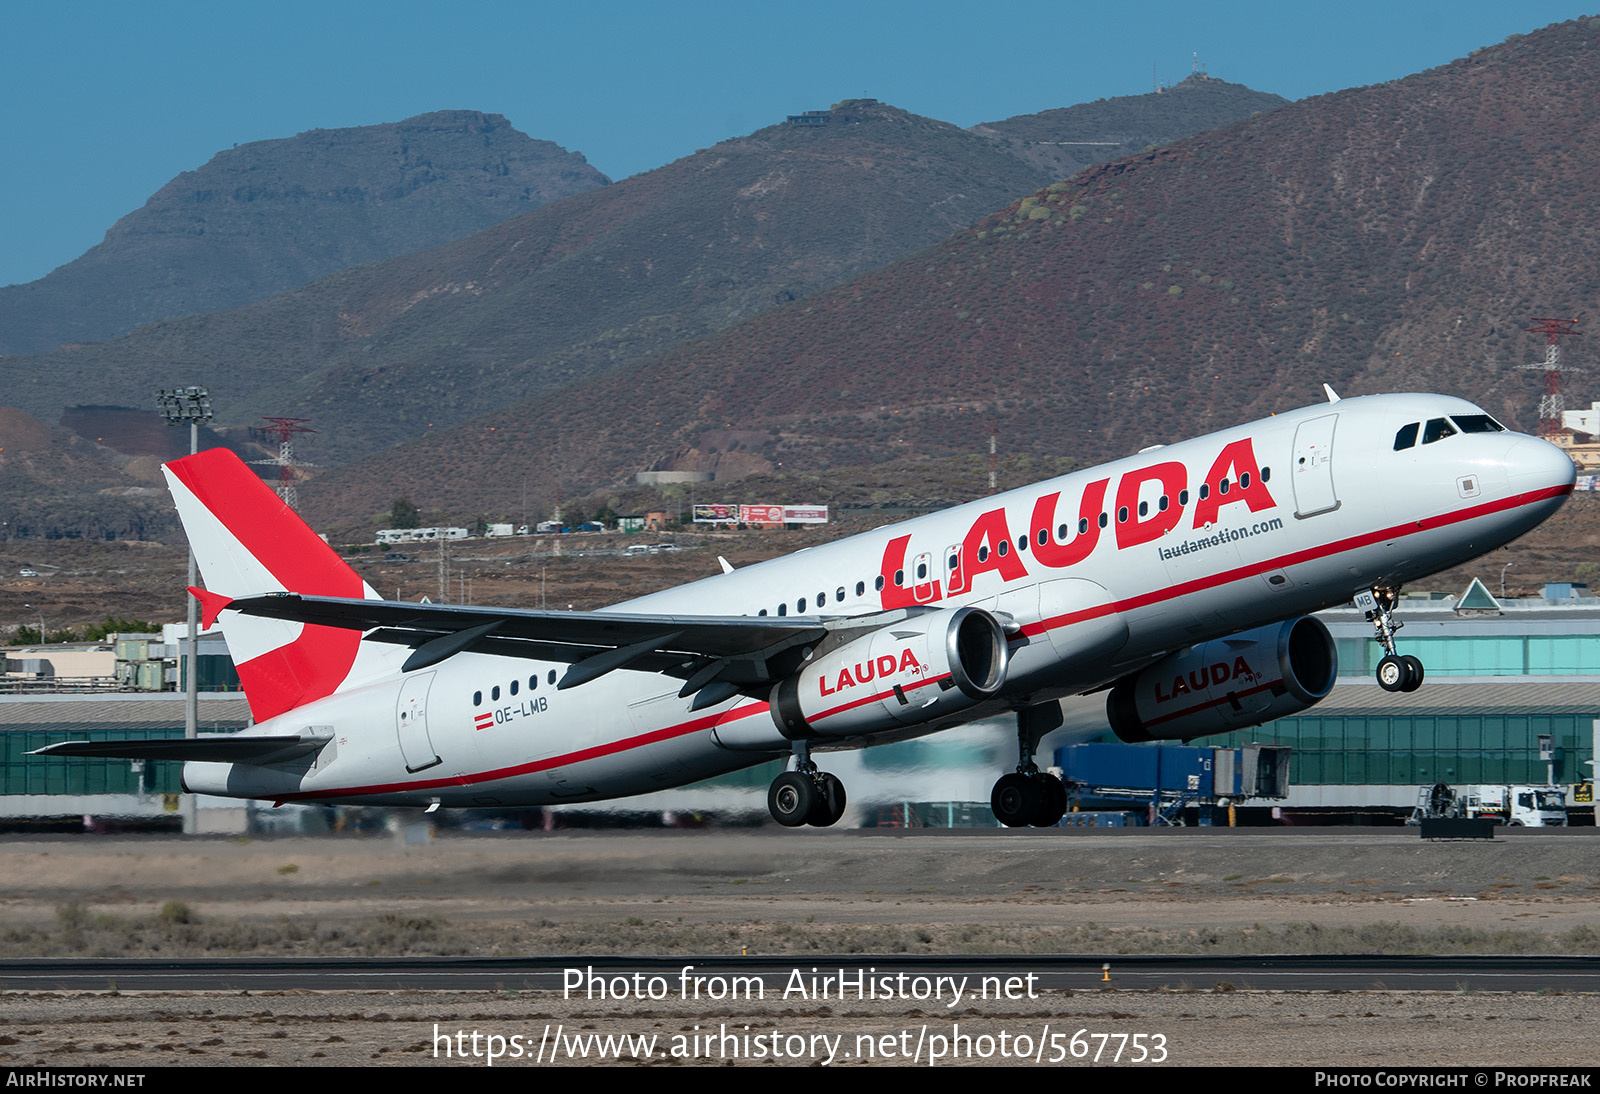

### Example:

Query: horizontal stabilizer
xmin=30 ymin=733 xmax=332 ymax=764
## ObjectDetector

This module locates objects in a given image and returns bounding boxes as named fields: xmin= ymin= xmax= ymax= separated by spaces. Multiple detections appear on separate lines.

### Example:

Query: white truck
xmin=1411 ymin=783 xmax=1569 ymax=827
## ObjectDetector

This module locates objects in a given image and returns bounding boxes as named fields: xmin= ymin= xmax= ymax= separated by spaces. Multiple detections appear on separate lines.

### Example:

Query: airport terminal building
xmin=1206 ymin=587 xmax=1600 ymax=819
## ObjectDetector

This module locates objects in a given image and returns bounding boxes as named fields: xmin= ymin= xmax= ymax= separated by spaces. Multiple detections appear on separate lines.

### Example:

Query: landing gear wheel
xmin=807 ymin=772 xmax=847 ymax=827
xmin=768 ymin=771 xmax=817 ymax=827
xmin=1376 ymin=654 xmax=1407 ymax=693
xmin=1400 ymin=654 xmax=1425 ymax=692
xmin=991 ymin=772 xmax=1043 ymax=828
xmin=1030 ymin=773 xmax=1068 ymax=827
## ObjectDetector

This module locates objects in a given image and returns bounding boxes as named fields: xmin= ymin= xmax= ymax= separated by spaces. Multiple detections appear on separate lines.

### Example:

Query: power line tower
xmin=1522 ymin=317 xmax=1582 ymax=437
xmin=251 ymin=417 xmax=314 ymax=509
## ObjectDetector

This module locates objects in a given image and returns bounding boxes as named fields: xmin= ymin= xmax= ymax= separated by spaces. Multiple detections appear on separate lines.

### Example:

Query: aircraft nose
xmin=1506 ymin=436 xmax=1577 ymax=493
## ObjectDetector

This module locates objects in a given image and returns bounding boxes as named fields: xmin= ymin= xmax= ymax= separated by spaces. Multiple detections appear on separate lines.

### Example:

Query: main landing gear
xmin=990 ymin=703 xmax=1068 ymax=828
xmin=767 ymin=740 xmax=847 ymax=828
xmin=1366 ymin=585 xmax=1424 ymax=693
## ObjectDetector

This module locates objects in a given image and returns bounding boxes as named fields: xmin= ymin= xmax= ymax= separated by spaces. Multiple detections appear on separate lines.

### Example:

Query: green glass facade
xmin=1337 ymin=634 xmax=1600 ymax=677
xmin=2 ymin=730 xmax=185 ymax=796
xmin=1213 ymin=714 xmax=1583 ymax=786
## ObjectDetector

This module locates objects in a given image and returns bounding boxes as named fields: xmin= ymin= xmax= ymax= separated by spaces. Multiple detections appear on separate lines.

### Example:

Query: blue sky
xmin=1 ymin=1 xmax=1592 ymax=288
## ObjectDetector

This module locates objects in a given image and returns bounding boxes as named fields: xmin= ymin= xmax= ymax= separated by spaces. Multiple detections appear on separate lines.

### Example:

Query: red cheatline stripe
xmin=810 ymin=672 xmax=951 ymax=724
xmin=275 ymin=700 xmax=773 ymax=801
xmin=1019 ymin=484 xmax=1572 ymax=639
xmin=1141 ymin=678 xmax=1283 ymax=728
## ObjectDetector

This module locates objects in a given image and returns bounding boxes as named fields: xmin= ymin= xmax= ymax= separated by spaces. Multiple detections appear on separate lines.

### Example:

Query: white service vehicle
xmin=1412 ymin=782 xmax=1569 ymax=827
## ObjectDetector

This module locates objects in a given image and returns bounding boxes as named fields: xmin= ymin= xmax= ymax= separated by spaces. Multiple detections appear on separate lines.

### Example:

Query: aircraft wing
xmin=209 ymin=592 xmax=871 ymax=707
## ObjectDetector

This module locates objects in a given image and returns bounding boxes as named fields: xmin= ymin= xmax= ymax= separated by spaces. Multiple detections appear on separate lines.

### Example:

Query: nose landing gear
xmin=1366 ymin=586 xmax=1424 ymax=693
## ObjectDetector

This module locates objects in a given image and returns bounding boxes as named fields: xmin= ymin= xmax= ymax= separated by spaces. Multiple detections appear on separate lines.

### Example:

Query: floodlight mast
xmin=156 ymin=386 xmax=212 ymax=837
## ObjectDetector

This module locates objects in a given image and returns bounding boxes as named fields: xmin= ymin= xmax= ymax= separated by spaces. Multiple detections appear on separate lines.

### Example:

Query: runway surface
xmin=2 ymin=827 xmax=1598 ymax=1066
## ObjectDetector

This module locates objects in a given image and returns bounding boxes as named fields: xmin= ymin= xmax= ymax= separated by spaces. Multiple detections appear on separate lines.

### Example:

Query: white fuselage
xmin=183 ymin=394 xmax=1575 ymax=807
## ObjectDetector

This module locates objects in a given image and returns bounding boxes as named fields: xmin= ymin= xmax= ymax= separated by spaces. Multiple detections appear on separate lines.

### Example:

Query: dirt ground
xmin=0 ymin=528 xmax=835 ymax=633
xmin=2 ymin=830 xmax=1599 ymax=1067
xmin=3 ymin=488 xmax=1598 ymax=634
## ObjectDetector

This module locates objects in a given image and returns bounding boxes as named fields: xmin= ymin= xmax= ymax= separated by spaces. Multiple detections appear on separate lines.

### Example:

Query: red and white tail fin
xmin=164 ymin=449 xmax=381 ymax=723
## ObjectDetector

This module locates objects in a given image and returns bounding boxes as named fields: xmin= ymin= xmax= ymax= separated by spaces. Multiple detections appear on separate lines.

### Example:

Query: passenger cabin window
xmin=855 ymin=581 xmax=866 ymax=596
xmin=1394 ymin=423 xmax=1419 ymax=450
xmin=1452 ymin=414 xmax=1505 ymax=434
xmin=1422 ymin=417 xmax=1456 ymax=444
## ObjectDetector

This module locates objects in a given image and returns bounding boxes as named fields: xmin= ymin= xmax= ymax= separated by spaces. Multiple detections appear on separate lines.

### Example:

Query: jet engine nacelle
xmin=1107 ymin=616 xmax=1337 ymax=743
xmin=769 ymin=606 xmax=1010 ymax=739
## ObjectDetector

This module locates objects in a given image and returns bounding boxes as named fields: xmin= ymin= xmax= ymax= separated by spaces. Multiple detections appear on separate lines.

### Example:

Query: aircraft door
xmin=1291 ymin=414 xmax=1340 ymax=518
xmin=911 ymin=551 xmax=938 ymax=602
xmin=396 ymin=672 xmax=442 ymax=773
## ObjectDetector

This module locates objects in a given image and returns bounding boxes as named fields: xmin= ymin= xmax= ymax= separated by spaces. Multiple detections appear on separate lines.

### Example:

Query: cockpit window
xmin=1451 ymin=414 xmax=1505 ymax=434
xmin=1393 ymin=422 xmax=1419 ymax=450
xmin=1422 ymin=418 xmax=1456 ymax=444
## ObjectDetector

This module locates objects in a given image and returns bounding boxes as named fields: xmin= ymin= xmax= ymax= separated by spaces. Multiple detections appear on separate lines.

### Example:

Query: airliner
xmin=35 ymin=391 xmax=1575 ymax=827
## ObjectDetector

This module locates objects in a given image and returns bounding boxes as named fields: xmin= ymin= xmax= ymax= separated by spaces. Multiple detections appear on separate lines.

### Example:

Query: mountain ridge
xmin=0 ymin=110 xmax=609 ymax=354
xmin=297 ymin=17 xmax=1600 ymax=530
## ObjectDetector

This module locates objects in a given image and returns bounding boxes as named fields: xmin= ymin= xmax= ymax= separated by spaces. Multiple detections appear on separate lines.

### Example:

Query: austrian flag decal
xmin=473 ymin=711 xmax=494 ymax=731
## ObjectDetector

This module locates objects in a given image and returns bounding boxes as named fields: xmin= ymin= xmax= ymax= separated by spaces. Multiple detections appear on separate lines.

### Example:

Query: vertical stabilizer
xmin=164 ymin=449 xmax=378 ymax=722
